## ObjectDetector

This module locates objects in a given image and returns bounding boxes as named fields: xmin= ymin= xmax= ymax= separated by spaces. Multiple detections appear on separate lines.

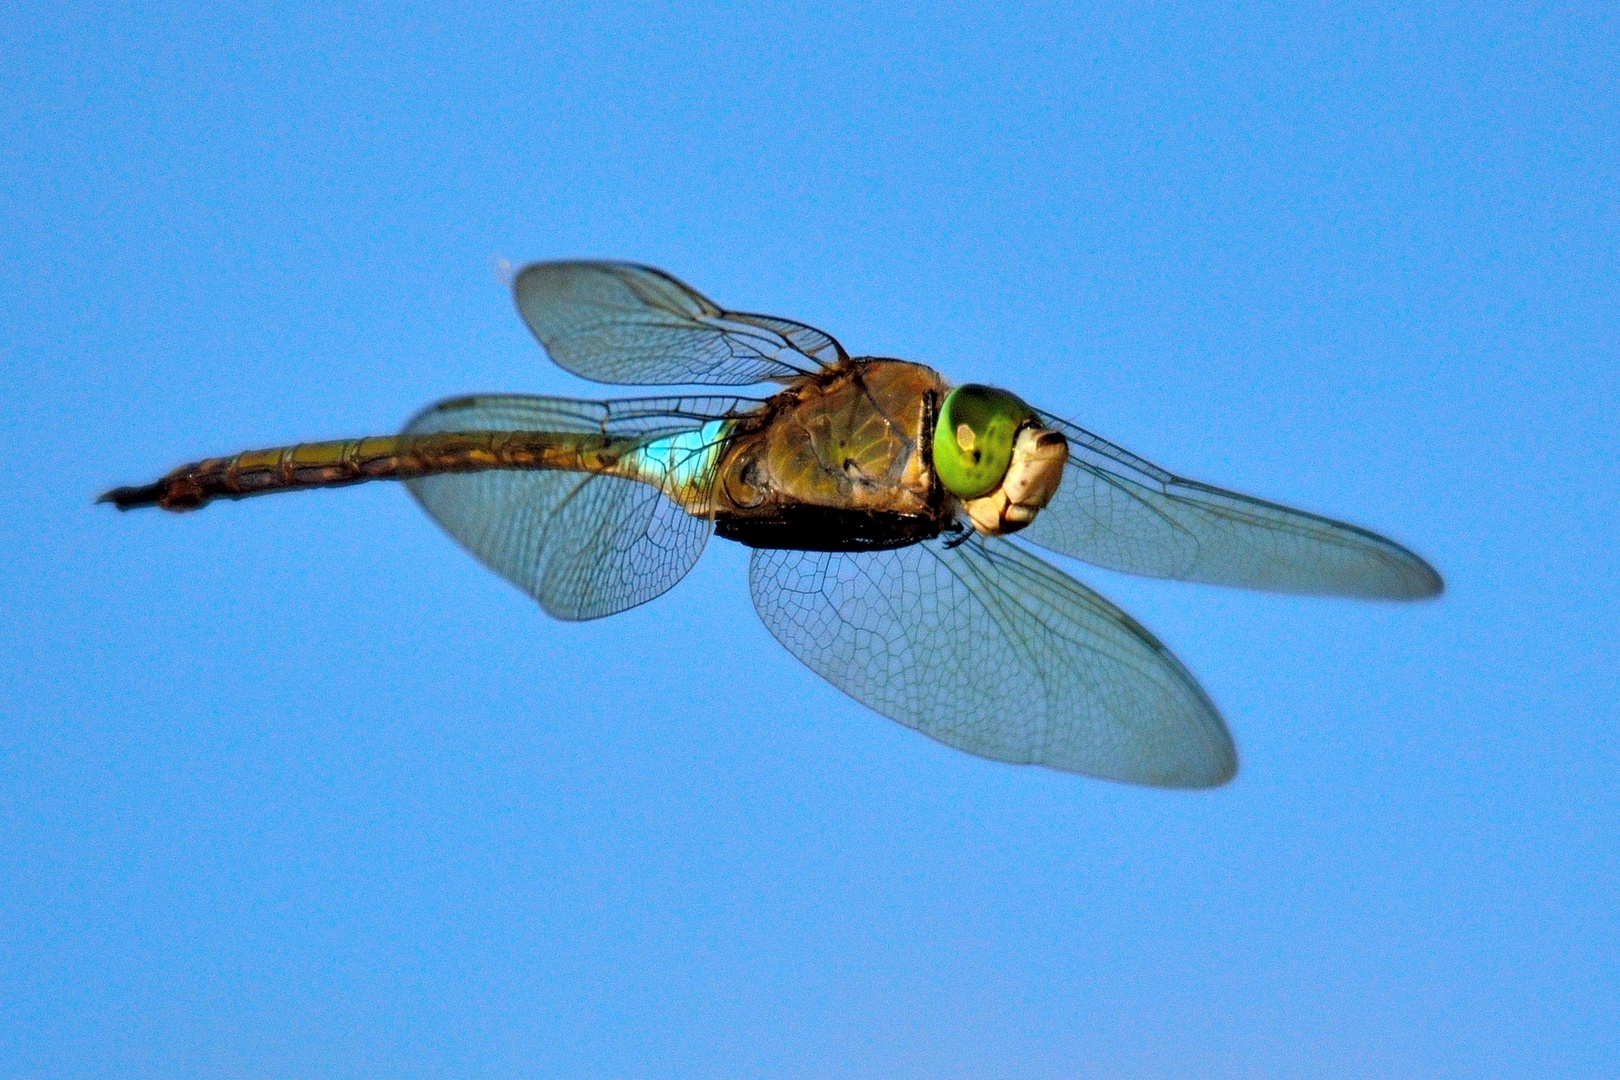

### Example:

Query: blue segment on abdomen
xmin=630 ymin=420 xmax=731 ymax=494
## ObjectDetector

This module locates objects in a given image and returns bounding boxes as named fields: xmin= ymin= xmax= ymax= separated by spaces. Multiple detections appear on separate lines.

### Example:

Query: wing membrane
xmin=749 ymin=536 xmax=1236 ymax=787
xmin=514 ymin=261 xmax=848 ymax=385
xmin=405 ymin=394 xmax=754 ymax=620
xmin=1021 ymin=412 xmax=1444 ymax=599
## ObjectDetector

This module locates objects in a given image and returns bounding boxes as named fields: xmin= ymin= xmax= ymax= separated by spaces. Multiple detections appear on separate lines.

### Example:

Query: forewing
xmin=1021 ymin=412 xmax=1444 ymax=599
xmin=513 ymin=261 xmax=848 ymax=385
xmin=404 ymin=394 xmax=749 ymax=620
xmin=748 ymin=536 xmax=1236 ymax=787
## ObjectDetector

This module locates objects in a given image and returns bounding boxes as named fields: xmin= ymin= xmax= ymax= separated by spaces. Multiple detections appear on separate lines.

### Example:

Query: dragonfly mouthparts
xmin=962 ymin=425 xmax=1070 ymax=535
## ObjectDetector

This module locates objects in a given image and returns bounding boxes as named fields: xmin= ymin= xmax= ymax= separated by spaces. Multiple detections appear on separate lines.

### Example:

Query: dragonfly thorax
xmin=711 ymin=359 xmax=954 ymax=551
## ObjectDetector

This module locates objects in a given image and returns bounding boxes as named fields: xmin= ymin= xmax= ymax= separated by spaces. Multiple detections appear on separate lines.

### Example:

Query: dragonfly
xmin=102 ymin=261 xmax=1443 ymax=788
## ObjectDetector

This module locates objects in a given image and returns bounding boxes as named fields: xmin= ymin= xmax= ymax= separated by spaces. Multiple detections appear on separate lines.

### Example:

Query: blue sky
xmin=2 ymin=2 xmax=1616 ymax=1077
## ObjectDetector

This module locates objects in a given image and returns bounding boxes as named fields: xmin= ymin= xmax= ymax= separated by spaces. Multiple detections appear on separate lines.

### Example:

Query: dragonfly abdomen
xmin=99 ymin=431 xmax=637 ymax=512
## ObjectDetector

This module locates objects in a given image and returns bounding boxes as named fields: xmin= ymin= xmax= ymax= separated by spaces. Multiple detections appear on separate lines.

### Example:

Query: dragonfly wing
xmin=1020 ymin=412 xmax=1444 ymax=599
xmin=748 ymin=536 xmax=1236 ymax=787
xmin=514 ymin=261 xmax=848 ymax=385
xmin=405 ymin=394 xmax=752 ymax=620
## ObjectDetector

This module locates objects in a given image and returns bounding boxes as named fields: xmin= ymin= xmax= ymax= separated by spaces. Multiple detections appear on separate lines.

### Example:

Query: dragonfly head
xmin=934 ymin=385 xmax=1070 ymax=535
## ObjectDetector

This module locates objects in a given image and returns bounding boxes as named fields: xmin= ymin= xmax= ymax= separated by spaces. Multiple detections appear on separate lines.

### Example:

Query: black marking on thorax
xmin=715 ymin=504 xmax=946 ymax=552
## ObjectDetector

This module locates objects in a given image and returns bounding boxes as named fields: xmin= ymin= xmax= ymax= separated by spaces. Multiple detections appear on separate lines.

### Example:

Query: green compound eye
xmin=933 ymin=384 xmax=1038 ymax=499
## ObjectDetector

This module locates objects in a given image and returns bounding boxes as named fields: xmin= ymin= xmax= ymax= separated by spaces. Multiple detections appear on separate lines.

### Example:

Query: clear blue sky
xmin=2 ymin=3 xmax=1615 ymax=1077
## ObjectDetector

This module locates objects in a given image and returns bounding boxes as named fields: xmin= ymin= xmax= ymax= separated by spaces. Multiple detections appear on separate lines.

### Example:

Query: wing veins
xmin=1028 ymin=410 xmax=1442 ymax=598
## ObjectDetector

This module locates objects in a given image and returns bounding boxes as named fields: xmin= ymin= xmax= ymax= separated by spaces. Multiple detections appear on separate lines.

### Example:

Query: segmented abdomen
xmin=99 ymin=430 xmax=640 ymax=512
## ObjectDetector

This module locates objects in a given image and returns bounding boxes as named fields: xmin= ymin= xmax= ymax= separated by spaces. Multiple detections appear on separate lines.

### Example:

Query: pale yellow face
xmin=960 ymin=424 xmax=1070 ymax=535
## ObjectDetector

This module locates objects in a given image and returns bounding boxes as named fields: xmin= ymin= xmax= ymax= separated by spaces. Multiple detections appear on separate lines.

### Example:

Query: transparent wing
xmin=1020 ymin=412 xmax=1444 ymax=599
xmin=404 ymin=394 xmax=755 ymax=620
xmin=513 ymin=261 xmax=849 ymax=385
xmin=749 ymin=536 xmax=1236 ymax=787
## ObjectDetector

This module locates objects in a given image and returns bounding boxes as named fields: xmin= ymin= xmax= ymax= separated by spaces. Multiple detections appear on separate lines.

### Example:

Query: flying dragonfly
xmin=102 ymin=261 xmax=1443 ymax=788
